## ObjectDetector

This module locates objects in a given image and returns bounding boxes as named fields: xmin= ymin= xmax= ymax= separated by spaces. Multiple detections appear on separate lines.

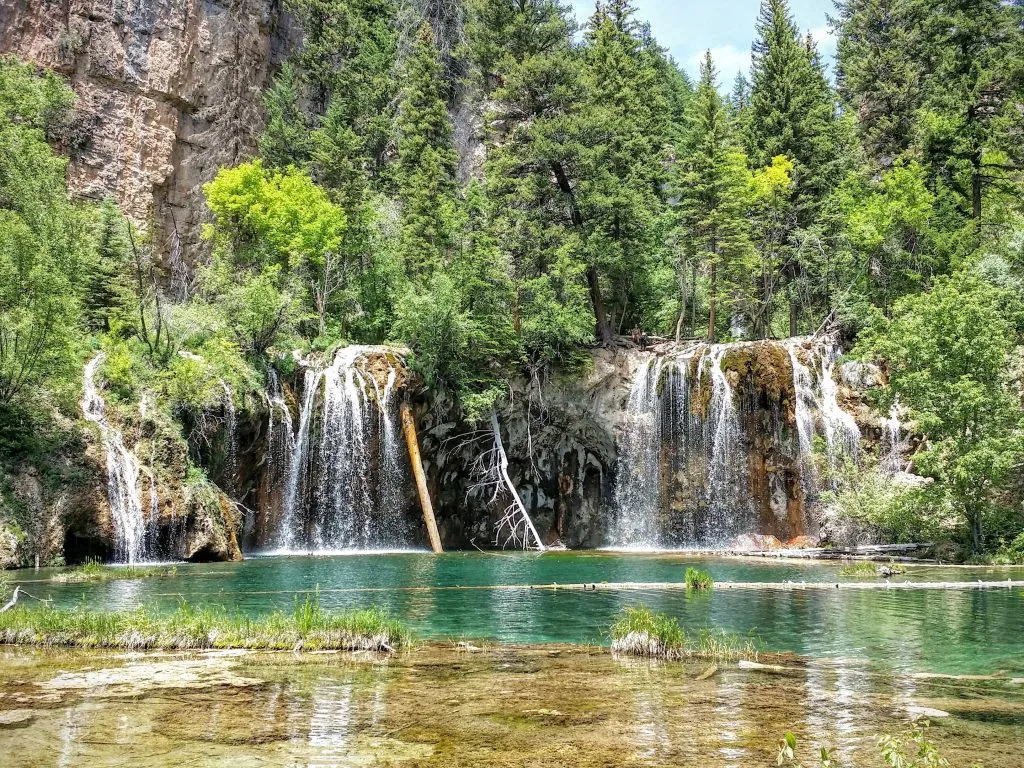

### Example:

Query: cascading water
xmin=881 ymin=399 xmax=903 ymax=474
xmin=612 ymin=358 xmax=666 ymax=547
xmin=612 ymin=339 xmax=861 ymax=549
xmin=267 ymin=346 xmax=412 ymax=552
xmin=700 ymin=345 xmax=754 ymax=539
xmin=81 ymin=353 xmax=150 ymax=564
xmin=819 ymin=346 xmax=861 ymax=462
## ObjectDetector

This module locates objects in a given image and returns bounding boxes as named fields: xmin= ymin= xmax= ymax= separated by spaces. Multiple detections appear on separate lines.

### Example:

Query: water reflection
xmin=2 ymin=648 xmax=1023 ymax=767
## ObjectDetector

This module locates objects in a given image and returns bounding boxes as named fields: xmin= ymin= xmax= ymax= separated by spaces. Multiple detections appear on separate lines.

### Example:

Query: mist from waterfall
xmin=81 ymin=353 xmax=150 ymax=564
xmin=265 ymin=346 xmax=412 ymax=552
xmin=612 ymin=340 xmax=861 ymax=549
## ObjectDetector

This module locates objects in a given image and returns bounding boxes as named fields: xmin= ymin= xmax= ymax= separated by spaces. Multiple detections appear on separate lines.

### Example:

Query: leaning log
xmin=399 ymin=402 xmax=442 ymax=554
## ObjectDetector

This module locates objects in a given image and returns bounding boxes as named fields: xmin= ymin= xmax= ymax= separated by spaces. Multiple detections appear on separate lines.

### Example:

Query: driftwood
xmin=489 ymin=411 xmax=545 ymax=551
xmin=0 ymin=586 xmax=51 ymax=612
xmin=399 ymin=402 xmax=443 ymax=553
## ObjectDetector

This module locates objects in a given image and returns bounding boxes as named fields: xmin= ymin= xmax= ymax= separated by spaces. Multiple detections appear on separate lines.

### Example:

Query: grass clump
xmin=609 ymin=606 xmax=758 ymax=662
xmin=839 ymin=561 xmax=879 ymax=577
xmin=53 ymin=560 xmax=179 ymax=583
xmin=0 ymin=592 xmax=409 ymax=652
xmin=838 ymin=561 xmax=906 ymax=578
xmin=685 ymin=567 xmax=713 ymax=590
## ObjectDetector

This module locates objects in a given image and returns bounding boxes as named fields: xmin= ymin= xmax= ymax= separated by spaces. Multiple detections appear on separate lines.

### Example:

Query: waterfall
xmin=221 ymin=381 xmax=238 ymax=496
xmin=699 ymin=345 xmax=753 ymax=540
xmin=612 ymin=358 xmax=666 ymax=547
xmin=612 ymin=339 xmax=862 ymax=549
xmin=267 ymin=346 xmax=411 ymax=552
xmin=278 ymin=367 xmax=320 ymax=550
xmin=81 ymin=353 xmax=150 ymax=564
xmin=819 ymin=346 xmax=861 ymax=462
xmin=881 ymin=399 xmax=903 ymax=474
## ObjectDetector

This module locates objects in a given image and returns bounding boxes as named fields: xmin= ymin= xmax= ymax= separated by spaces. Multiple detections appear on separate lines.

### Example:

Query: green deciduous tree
xmin=858 ymin=270 xmax=1024 ymax=551
xmin=0 ymin=57 xmax=88 ymax=405
xmin=202 ymin=161 xmax=348 ymax=346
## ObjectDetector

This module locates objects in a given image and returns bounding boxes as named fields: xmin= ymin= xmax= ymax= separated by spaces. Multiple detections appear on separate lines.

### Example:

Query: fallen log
xmin=399 ymin=401 xmax=442 ymax=554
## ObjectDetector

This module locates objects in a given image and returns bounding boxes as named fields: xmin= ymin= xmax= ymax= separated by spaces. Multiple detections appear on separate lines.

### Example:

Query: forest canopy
xmin=1 ymin=0 xmax=1023 ymax=559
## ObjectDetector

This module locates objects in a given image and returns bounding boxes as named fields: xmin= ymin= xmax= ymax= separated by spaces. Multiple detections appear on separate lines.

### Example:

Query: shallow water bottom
xmin=1 ymin=646 xmax=1022 ymax=767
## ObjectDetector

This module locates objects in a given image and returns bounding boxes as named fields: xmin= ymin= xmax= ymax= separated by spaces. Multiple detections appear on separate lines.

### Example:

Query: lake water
xmin=13 ymin=552 xmax=1024 ymax=676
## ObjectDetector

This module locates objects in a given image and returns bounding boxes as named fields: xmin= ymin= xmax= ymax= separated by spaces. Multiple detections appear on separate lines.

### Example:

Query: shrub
xmin=685 ymin=567 xmax=713 ymax=590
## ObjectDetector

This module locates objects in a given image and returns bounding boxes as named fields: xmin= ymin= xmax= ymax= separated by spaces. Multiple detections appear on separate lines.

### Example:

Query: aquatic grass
xmin=838 ymin=560 xmax=906 ymax=578
xmin=609 ymin=605 xmax=758 ymax=662
xmin=52 ymin=561 xmax=179 ymax=583
xmin=0 ymin=593 xmax=409 ymax=652
xmin=685 ymin=567 xmax=714 ymax=590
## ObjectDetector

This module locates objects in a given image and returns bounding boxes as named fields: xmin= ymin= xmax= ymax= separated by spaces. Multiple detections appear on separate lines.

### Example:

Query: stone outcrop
xmin=0 ymin=0 xmax=293 ymax=272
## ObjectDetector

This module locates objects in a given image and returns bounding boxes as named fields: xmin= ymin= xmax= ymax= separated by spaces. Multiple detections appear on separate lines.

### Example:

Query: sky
xmin=568 ymin=0 xmax=837 ymax=86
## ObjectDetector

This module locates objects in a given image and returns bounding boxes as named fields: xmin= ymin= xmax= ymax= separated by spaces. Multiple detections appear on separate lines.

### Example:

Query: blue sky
xmin=568 ymin=0 xmax=837 ymax=86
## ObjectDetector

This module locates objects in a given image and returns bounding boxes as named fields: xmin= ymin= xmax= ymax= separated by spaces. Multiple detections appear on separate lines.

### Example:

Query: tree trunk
xmin=690 ymin=262 xmax=697 ymax=338
xmin=972 ymin=153 xmax=983 ymax=220
xmin=490 ymin=411 xmax=545 ymax=551
xmin=586 ymin=265 xmax=613 ymax=346
xmin=675 ymin=260 xmax=687 ymax=342
xmin=708 ymin=263 xmax=717 ymax=343
xmin=399 ymin=402 xmax=442 ymax=553
xmin=549 ymin=161 xmax=612 ymax=346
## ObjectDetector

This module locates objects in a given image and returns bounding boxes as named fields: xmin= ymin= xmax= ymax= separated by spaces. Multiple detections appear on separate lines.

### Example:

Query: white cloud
xmin=687 ymin=45 xmax=753 ymax=84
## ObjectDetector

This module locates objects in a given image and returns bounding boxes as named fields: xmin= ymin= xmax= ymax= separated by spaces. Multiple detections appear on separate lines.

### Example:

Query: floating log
xmin=400 ymin=402 xmax=442 ymax=554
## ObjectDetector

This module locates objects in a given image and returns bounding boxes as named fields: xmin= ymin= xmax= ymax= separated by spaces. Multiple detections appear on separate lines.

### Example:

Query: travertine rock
xmin=0 ymin=0 xmax=293 ymax=273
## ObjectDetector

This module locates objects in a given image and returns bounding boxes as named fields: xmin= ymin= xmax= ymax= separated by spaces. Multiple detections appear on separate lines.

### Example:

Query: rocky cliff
xmin=0 ymin=0 xmax=291 ymax=274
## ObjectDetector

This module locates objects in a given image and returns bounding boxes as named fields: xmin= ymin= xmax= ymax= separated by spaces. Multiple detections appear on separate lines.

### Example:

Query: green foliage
xmin=857 ymin=270 xmax=1024 ymax=551
xmin=684 ymin=567 xmax=713 ymax=590
xmin=394 ymin=208 xmax=520 ymax=420
xmin=778 ymin=722 xmax=960 ymax=768
xmin=395 ymin=23 xmax=459 ymax=277
xmin=203 ymin=160 xmax=349 ymax=347
xmin=0 ymin=57 xmax=90 ymax=406
xmin=675 ymin=52 xmax=755 ymax=341
xmin=53 ymin=561 xmax=178 ymax=583
xmin=609 ymin=605 xmax=759 ymax=661
xmin=0 ymin=596 xmax=410 ymax=651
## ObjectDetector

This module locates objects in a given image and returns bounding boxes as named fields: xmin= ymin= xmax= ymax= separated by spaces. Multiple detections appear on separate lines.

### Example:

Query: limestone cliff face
xmin=0 ymin=0 xmax=292 ymax=269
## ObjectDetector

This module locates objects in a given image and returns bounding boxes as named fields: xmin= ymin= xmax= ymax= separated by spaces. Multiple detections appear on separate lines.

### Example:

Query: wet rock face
xmin=0 ymin=0 xmax=292 ymax=268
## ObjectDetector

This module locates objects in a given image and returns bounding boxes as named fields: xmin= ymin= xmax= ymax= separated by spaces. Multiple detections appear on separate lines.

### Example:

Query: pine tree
xmin=471 ymin=0 xmax=597 ymax=360
xmin=260 ymin=63 xmax=312 ymax=169
xmin=832 ymin=0 xmax=924 ymax=167
xmin=748 ymin=0 xmax=841 ymax=221
xmin=915 ymin=0 xmax=1024 ymax=221
xmin=577 ymin=0 xmax=673 ymax=338
xmin=83 ymin=200 xmax=132 ymax=332
xmin=395 ymin=23 xmax=460 ymax=277
xmin=747 ymin=0 xmax=847 ymax=334
xmin=676 ymin=52 xmax=755 ymax=342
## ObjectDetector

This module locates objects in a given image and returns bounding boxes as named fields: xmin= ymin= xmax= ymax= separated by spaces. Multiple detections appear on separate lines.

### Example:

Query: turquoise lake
xmin=13 ymin=551 xmax=1024 ymax=676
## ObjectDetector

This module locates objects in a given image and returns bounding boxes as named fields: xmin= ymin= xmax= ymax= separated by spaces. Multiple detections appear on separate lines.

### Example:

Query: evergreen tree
xmin=832 ymin=0 xmax=924 ymax=167
xmin=471 ymin=0 xmax=597 ymax=361
xmin=747 ymin=0 xmax=848 ymax=334
xmin=915 ymin=0 xmax=1024 ymax=221
xmin=395 ymin=23 xmax=460 ymax=277
xmin=577 ymin=0 xmax=673 ymax=338
xmin=83 ymin=200 xmax=132 ymax=333
xmin=259 ymin=63 xmax=312 ymax=169
xmin=748 ymin=0 xmax=842 ymax=223
xmin=676 ymin=52 xmax=755 ymax=342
